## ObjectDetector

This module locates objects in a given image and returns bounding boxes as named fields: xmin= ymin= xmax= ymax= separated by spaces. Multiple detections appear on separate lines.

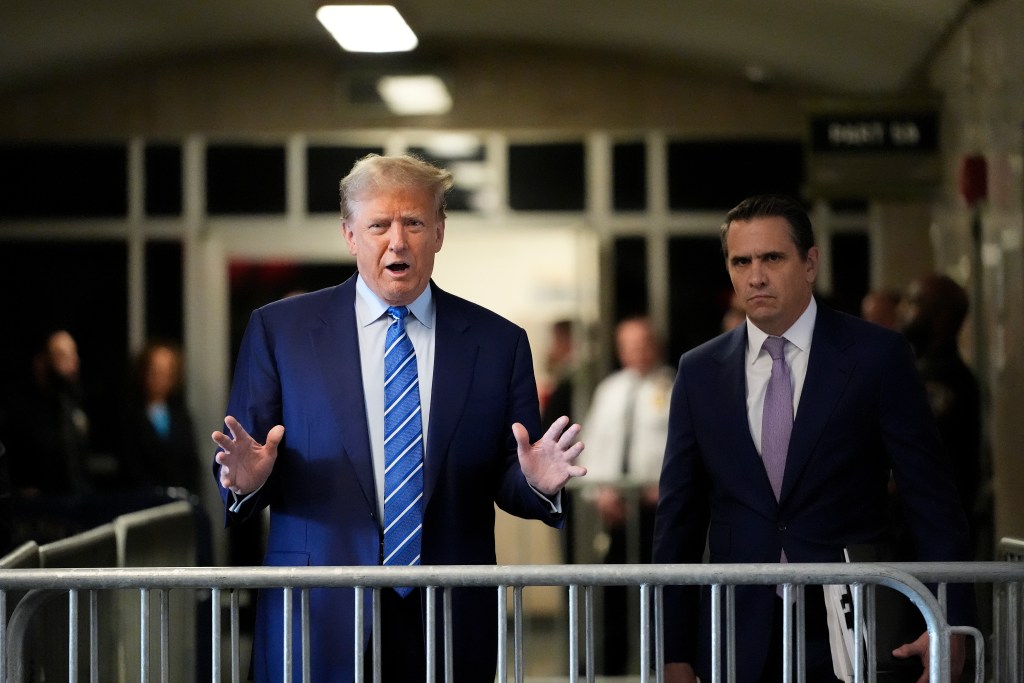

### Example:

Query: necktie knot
xmin=763 ymin=335 xmax=787 ymax=361
xmin=387 ymin=305 xmax=409 ymax=325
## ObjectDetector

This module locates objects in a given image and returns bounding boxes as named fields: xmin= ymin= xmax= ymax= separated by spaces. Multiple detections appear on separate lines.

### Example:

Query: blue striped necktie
xmin=382 ymin=306 xmax=424 ymax=597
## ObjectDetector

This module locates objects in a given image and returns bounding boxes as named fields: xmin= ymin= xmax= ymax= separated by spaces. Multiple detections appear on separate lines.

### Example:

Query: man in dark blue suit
xmin=212 ymin=154 xmax=586 ymax=681
xmin=653 ymin=195 xmax=972 ymax=682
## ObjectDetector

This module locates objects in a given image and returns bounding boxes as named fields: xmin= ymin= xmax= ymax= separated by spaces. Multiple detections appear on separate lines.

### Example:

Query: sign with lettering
xmin=809 ymin=113 xmax=938 ymax=153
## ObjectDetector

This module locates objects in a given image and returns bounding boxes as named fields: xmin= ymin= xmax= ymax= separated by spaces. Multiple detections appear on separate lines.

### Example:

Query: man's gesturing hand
xmin=212 ymin=416 xmax=284 ymax=496
xmin=513 ymin=415 xmax=586 ymax=496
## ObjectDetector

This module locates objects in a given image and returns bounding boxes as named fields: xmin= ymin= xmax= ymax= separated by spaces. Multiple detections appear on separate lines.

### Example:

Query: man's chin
xmin=746 ymin=311 xmax=780 ymax=333
xmin=380 ymin=281 xmax=426 ymax=306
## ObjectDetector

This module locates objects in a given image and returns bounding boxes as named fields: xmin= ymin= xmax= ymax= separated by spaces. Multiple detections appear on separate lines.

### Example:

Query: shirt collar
xmin=746 ymin=296 xmax=817 ymax=362
xmin=355 ymin=275 xmax=435 ymax=328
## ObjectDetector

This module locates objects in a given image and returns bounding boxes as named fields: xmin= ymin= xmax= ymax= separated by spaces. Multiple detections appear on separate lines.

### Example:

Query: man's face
xmin=616 ymin=320 xmax=660 ymax=375
xmin=343 ymin=184 xmax=445 ymax=306
xmin=725 ymin=216 xmax=818 ymax=337
xmin=47 ymin=330 xmax=80 ymax=381
xmin=898 ymin=278 xmax=933 ymax=346
xmin=145 ymin=346 xmax=179 ymax=401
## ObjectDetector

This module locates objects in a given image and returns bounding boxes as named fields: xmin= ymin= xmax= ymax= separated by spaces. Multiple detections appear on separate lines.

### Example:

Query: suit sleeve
xmin=494 ymin=327 xmax=564 ymax=527
xmin=652 ymin=357 xmax=710 ymax=664
xmin=212 ymin=308 xmax=283 ymax=525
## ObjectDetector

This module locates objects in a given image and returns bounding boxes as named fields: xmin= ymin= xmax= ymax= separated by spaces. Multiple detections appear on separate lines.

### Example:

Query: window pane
xmin=667 ymin=236 xmax=733 ymax=362
xmin=145 ymin=240 xmax=184 ymax=342
xmin=0 ymin=143 xmax=127 ymax=219
xmin=612 ymin=142 xmax=647 ymax=211
xmin=613 ymin=236 xmax=648 ymax=324
xmin=830 ymin=232 xmax=870 ymax=317
xmin=667 ymin=139 xmax=804 ymax=211
xmin=145 ymin=144 xmax=182 ymax=217
xmin=206 ymin=145 xmax=286 ymax=215
xmin=508 ymin=142 xmax=585 ymax=211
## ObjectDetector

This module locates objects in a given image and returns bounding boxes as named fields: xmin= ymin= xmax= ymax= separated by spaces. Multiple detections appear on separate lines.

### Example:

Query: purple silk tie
xmin=761 ymin=336 xmax=792 ymax=501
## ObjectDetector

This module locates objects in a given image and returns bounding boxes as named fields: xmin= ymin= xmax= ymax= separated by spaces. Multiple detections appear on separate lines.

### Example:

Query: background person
xmin=898 ymin=273 xmax=987 ymax=557
xmin=4 ymin=329 xmax=91 ymax=497
xmin=121 ymin=339 xmax=201 ymax=493
xmin=212 ymin=154 xmax=586 ymax=682
xmin=578 ymin=315 xmax=674 ymax=674
xmin=861 ymin=288 xmax=902 ymax=330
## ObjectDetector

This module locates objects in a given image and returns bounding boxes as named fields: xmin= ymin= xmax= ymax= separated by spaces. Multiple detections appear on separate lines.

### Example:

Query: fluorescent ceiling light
xmin=316 ymin=5 xmax=418 ymax=53
xmin=377 ymin=75 xmax=452 ymax=115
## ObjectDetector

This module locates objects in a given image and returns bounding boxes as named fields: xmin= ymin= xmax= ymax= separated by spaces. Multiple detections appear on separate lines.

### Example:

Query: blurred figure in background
xmin=121 ymin=339 xmax=201 ymax=494
xmin=861 ymin=288 xmax=902 ymax=330
xmin=899 ymin=273 xmax=987 ymax=556
xmin=540 ymin=319 xmax=577 ymax=427
xmin=3 ymin=329 xmax=91 ymax=497
xmin=579 ymin=316 xmax=675 ymax=675
xmin=721 ymin=291 xmax=746 ymax=332
xmin=540 ymin=319 xmax=587 ymax=566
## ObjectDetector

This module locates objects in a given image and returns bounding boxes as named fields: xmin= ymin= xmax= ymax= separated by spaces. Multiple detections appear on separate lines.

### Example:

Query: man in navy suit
xmin=652 ymin=195 xmax=972 ymax=682
xmin=212 ymin=154 xmax=586 ymax=681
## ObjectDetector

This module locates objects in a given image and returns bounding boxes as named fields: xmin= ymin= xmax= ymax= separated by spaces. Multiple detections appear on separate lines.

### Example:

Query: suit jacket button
xmin=777 ymin=522 xmax=787 ymax=531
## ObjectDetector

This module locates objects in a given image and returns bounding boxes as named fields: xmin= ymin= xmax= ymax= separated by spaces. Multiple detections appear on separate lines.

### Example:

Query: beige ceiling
xmin=0 ymin=0 xmax=974 ymax=95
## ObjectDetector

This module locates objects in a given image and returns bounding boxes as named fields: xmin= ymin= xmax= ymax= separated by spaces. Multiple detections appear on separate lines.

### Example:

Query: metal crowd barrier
xmin=994 ymin=537 xmax=1024 ymax=682
xmin=3 ymin=561 xmax=1021 ymax=683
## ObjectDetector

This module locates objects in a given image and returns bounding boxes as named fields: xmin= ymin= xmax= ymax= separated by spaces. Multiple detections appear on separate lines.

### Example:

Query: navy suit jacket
xmin=652 ymin=303 xmax=972 ymax=681
xmin=215 ymin=276 xmax=562 ymax=681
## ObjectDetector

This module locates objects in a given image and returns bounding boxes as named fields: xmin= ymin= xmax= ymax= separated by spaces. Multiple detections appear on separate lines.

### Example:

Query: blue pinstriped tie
xmin=383 ymin=306 xmax=424 ymax=597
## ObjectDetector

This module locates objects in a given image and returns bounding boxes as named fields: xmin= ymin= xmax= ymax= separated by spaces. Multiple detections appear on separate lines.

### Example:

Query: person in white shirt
xmin=579 ymin=315 xmax=675 ymax=674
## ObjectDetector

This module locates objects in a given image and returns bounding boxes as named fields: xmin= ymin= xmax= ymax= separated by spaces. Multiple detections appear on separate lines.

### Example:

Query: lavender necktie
xmin=761 ymin=336 xmax=792 ymax=501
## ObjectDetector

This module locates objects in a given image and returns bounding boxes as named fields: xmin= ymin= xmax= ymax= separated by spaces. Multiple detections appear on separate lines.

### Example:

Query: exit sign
xmin=810 ymin=113 xmax=938 ymax=152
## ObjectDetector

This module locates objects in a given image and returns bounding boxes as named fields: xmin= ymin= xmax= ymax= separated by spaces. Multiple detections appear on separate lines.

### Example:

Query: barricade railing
xmin=994 ymin=537 xmax=1024 ymax=683
xmin=3 ymin=561 xmax=1020 ymax=683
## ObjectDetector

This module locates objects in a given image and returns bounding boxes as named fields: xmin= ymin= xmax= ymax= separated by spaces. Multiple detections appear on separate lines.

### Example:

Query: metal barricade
xmin=4 ymin=561 xmax=1020 ymax=683
xmin=995 ymin=537 xmax=1024 ymax=682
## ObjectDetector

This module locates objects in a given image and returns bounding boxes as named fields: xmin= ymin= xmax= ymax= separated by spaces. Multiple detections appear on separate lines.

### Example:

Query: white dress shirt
xmin=579 ymin=366 xmax=675 ymax=484
xmin=355 ymin=276 xmax=436 ymax=520
xmin=744 ymin=297 xmax=817 ymax=454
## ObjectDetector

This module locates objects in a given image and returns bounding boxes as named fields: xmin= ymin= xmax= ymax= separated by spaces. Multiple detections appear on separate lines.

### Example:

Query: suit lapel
xmin=780 ymin=306 xmax=854 ymax=503
xmin=309 ymin=278 xmax=377 ymax=512
xmin=423 ymin=285 xmax=475 ymax=506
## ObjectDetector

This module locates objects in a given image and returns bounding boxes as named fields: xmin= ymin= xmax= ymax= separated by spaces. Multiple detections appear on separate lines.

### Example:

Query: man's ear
xmin=434 ymin=219 xmax=445 ymax=253
xmin=342 ymin=220 xmax=357 ymax=256
xmin=804 ymin=245 xmax=820 ymax=282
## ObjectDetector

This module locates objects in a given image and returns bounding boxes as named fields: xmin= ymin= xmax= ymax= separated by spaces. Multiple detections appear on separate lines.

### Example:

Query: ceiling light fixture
xmin=316 ymin=5 xmax=418 ymax=53
xmin=377 ymin=75 xmax=452 ymax=115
